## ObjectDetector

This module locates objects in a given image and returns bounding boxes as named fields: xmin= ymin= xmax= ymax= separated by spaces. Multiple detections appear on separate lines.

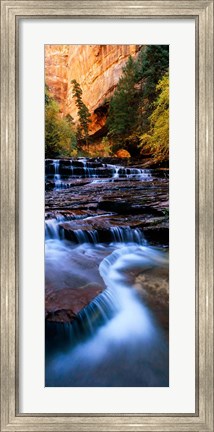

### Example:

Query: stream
xmin=45 ymin=158 xmax=169 ymax=387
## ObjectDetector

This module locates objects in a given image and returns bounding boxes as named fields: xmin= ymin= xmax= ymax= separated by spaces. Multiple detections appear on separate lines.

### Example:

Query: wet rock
xmin=98 ymin=200 xmax=164 ymax=216
xmin=45 ymin=164 xmax=55 ymax=175
xmin=143 ymin=227 xmax=169 ymax=245
xmin=59 ymin=215 xmax=169 ymax=245
xmin=61 ymin=225 xmax=114 ymax=244
xmin=45 ymin=283 xmax=104 ymax=351
xmin=59 ymin=159 xmax=71 ymax=166
xmin=45 ymin=159 xmax=169 ymax=339
xmin=85 ymin=161 xmax=103 ymax=168
xmin=45 ymin=173 xmax=169 ymax=244
xmin=134 ymin=266 xmax=169 ymax=331
xmin=46 ymin=283 xmax=103 ymax=323
xmin=45 ymin=181 xmax=55 ymax=191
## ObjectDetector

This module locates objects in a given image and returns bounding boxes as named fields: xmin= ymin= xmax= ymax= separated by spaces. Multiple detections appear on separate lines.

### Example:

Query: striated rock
xmin=45 ymin=163 xmax=169 ymax=245
xmin=142 ymin=226 xmax=169 ymax=245
xmin=45 ymin=45 xmax=69 ymax=110
xmin=134 ymin=267 xmax=169 ymax=331
xmin=46 ymin=283 xmax=103 ymax=323
xmin=45 ymin=160 xmax=169 ymax=330
xmin=45 ymin=45 xmax=140 ymax=135
xmin=45 ymin=283 xmax=104 ymax=350
xmin=45 ymin=181 xmax=55 ymax=191
xmin=59 ymin=216 xmax=168 ymax=246
xmin=97 ymin=200 xmax=164 ymax=216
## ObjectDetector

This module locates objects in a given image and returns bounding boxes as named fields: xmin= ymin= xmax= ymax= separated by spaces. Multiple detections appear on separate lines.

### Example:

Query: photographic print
xmin=45 ymin=44 xmax=169 ymax=387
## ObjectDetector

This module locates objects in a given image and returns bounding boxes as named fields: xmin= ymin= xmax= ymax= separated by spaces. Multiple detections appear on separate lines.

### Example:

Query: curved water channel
xmin=45 ymin=158 xmax=169 ymax=387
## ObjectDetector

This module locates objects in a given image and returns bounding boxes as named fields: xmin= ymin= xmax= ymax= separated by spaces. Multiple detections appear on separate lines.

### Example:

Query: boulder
xmin=134 ymin=266 xmax=169 ymax=331
xmin=98 ymin=200 xmax=165 ymax=216
xmin=46 ymin=283 xmax=103 ymax=323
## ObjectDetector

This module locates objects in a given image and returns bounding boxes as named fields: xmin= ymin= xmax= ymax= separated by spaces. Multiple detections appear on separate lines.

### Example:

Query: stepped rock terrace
xmin=45 ymin=157 xmax=169 ymax=387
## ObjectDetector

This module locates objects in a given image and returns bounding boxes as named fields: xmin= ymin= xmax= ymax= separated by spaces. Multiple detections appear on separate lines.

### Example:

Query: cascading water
xmin=62 ymin=225 xmax=145 ymax=245
xmin=113 ymin=166 xmax=120 ymax=179
xmin=45 ymin=158 xmax=169 ymax=387
xmin=45 ymin=219 xmax=60 ymax=239
xmin=47 ymin=159 xmax=153 ymax=188
xmin=53 ymin=159 xmax=59 ymax=176
xmin=53 ymin=160 xmax=61 ymax=188
xmin=110 ymin=226 xmax=145 ymax=244
xmin=107 ymin=163 xmax=152 ymax=180
xmin=45 ymin=241 xmax=169 ymax=387
xmin=45 ymin=215 xmax=65 ymax=239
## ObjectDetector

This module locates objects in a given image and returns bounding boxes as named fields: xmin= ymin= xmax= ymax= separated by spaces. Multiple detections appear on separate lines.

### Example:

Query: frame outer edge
xmin=198 ymin=3 xmax=214 ymax=432
xmin=8 ymin=4 xmax=17 ymax=427
xmin=198 ymin=5 xmax=206 ymax=426
xmin=0 ymin=1 xmax=213 ymax=431
xmin=204 ymin=1 xmax=214 ymax=431
xmin=1 ymin=1 xmax=10 ymax=431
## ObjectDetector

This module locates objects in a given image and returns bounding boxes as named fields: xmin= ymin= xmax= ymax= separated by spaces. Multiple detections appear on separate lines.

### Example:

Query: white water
xmin=47 ymin=159 xmax=153 ymax=188
xmin=45 ymin=159 xmax=168 ymax=386
xmin=106 ymin=163 xmax=152 ymax=181
xmin=53 ymin=159 xmax=61 ymax=188
xmin=45 ymin=234 xmax=169 ymax=387
xmin=45 ymin=217 xmax=146 ymax=245
xmin=113 ymin=166 xmax=120 ymax=179
xmin=45 ymin=216 xmax=65 ymax=239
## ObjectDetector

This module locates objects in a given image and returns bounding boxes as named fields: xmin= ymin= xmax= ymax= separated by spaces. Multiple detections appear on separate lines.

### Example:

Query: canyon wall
xmin=45 ymin=44 xmax=140 ymax=137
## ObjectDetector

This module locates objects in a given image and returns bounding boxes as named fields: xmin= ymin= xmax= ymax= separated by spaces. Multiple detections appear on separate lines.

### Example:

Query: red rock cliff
xmin=45 ymin=44 xmax=140 ymax=137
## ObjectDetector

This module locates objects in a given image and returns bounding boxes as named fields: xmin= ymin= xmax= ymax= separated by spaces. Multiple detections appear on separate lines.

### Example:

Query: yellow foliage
xmin=140 ymin=72 xmax=169 ymax=162
xmin=45 ymin=87 xmax=77 ymax=157
xmin=70 ymin=148 xmax=78 ymax=157
xmin=81 ymin=138 xmax=112 ymax=157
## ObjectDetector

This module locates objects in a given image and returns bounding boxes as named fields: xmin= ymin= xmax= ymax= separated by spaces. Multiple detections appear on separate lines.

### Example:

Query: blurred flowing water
xmin=45 ymin=231 xmax=169 ymax=387
xmin=45 ymin=159 xmax=169 ymax=387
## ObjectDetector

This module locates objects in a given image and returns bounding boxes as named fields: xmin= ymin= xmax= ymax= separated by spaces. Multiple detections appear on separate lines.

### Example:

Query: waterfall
xmin=45 ymin=157 xmax=169 ymax=387
xmin=45 ymin=215 xmax=146 ymax=245
xmin=110 ymin=226 xmax=145 ymax=244
xmin=46 ymin=244 xmax=169 ymax=387
xmin=72 ymin=229 xmax=91 ymax=244
xmin=53 ymin=160 xmax=60 ymax=178
xmin=106 ymin=163 xmax=152 ymax=180
xmin=62 ymin=226 xmax=145 ymax=245
xmin=83 ymin=167 xmax=98 ymax=178
xmin=45 ymin=219 xmax=60 ymax=239
xmin=69 ymin=287 xmax=121 ymax=341
xmin=47 ymin=159 xmax=153 ymax=184
xmin=47 ymin=245 xmax=164 ymax=347
xmin=46 ymin=280 xmax=125 ymax=350
xmin=113 ymin=166 xmax=120 ymax=179
xmin=99 ymin=245 xmax=168 ymax=289
xmin=69 ymin=161 xmax=74 ymax=175
xmin=53 ymin=160 xmax=61 ymax=189
xmin=45 ymin=216 xmax=65 ymax=239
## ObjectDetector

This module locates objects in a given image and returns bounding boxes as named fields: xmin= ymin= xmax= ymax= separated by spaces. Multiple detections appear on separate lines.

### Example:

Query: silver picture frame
xmin=0 ymin=1 xmax=213 ymax=431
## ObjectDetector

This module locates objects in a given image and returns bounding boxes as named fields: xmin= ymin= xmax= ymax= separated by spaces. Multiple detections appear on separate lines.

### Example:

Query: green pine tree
xmin=71 ymin=79 xmax=91 ymax=150
xmin=135 ymin=45 xmax=169 ymax=135
xmin=107 ymin=47 xmax=169 ymax=156
xmin=107 ymin=56 xmax=138 ymax=151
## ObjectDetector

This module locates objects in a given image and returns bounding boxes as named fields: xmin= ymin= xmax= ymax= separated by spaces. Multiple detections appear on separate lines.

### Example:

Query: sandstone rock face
xmin=45 ymin=159 xmax=169 ymax=334
xmin=45 ymin=45 xmax=140 ymax=135
xmin=134 ymin=267 xmax=169 ymax=331
xmin=45 ymin=159 xmax=169 ymax=246
xmin=45 ymin=45 xmax=69 ymax=112
xmin=45 ymin=283 xmax=104 ymax=323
